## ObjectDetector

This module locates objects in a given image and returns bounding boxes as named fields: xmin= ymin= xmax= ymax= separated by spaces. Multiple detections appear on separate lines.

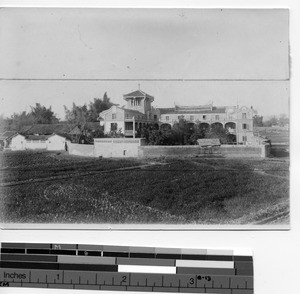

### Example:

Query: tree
xmin=171 ymin=118 xmax=198 ymax=145
xmin=64 ymin=103 xmax=89 ymax=142
xmin=253 ymin=115 xmax=263 ymax=127
xmin=0 ymin=114 xmax=10 ymax=133
xmin=263 ymin=115 xmax=278 ymax=127
xmin=106 ymin=128 xmax=124 ymax=138
xmin=30 ymin=103 xmax=59 ymax=124
xmin=138 ymin=123 xmax=159 ymax=141
xmin=204 ymin=124 xmax=232 ymax=144
xmin=189 ymin=124 xmax=206 ymax=144
xmin=87 ymin=92 xmax=113 ymax=122
xmin=3 ymin=111 xmax=34 ymax=132
xmin=278 ymin=114 xmax=289 ymax=127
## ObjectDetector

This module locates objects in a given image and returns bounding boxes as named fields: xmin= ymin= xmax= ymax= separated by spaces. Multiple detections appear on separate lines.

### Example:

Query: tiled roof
xmin=85 ymin=122 xmax=103 ymax=131
xmin=19 ymin=125 xmax=33 ymax=133
xmin=158 ymin=108 xmax=176 ymax=114
xmin=25 ymin=134 xmax=52 ymax=141
xmin=22 ymin=123 xmax=75 ymax=135
xmin=124 ymin=108 xmax=145 ymax=116
xmin=123 ymin=89 xmax=154 ymax=101
xmin=158 ymin=106 xmax=226 ymax=114
xmin=0 ymin=131 xmax=17 ymax=140
xmin=68 ymin=126 xmax=81 ymax=135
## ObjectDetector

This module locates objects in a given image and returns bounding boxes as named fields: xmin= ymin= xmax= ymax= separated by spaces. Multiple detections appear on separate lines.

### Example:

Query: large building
xmin=99 ymin=89 xmax=159 ymax=137
xmin=99 ymin=89 xmax=258 ymax=145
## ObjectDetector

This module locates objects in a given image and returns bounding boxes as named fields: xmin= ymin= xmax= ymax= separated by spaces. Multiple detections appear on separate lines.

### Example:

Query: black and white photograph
xmin=0 ymin=8 xmax=289 ymax=227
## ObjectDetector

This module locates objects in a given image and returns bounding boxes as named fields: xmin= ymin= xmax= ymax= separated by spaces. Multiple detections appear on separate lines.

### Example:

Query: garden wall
xmin=68 ymin=143 xmax=95 ymax=157
xmin=138 ymin=144 xmax=270 ymax=158
xmin=94 ymin=138 xmax=146 ymax=158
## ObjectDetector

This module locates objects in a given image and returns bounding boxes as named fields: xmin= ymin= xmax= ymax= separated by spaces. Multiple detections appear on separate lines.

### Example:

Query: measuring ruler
xmin=0 ymin=243 xmax=253 ymax=293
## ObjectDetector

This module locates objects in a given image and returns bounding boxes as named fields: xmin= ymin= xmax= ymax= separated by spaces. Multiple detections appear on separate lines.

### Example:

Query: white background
xmin=0 ymin=0 xmax=299 ymax=294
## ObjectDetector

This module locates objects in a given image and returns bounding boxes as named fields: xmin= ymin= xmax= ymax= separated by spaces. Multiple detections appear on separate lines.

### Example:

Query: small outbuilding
xmin=197 ymin=138 xmax=221 ymax=147
xmin=0 ymin=131 xmax=17 ymax=149
xmin=47 ymin=134 xmax=69 ymax=151
xmin=11 ymin=134 xmax=26 ymax=150
xmin=10 ymin=133 xmax=69 ymax=151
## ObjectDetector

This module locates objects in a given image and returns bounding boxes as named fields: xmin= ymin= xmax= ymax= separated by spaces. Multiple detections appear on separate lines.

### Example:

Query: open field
xmin=0 ymin=150 xmax=289 ymax=225
xmin=255 ymin=126 xmax=289 ymax=144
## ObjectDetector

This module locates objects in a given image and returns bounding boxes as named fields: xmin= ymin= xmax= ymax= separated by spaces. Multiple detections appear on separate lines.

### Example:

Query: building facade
xmin=99 ymin=89 xmax=258 ymax=145
xmin=159 ymin=104 xmax=257 ymax=145
xmin=99 ymin=90 xmax=159 ymax=137
xmin=11 ymin=133 xmax=69 ymax=151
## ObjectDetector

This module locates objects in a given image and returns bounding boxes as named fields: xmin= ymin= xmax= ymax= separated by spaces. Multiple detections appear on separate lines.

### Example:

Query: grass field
xmin=254 ymin=126 xmax=289 ymax=144
xmin=0 ymin=150 xmax=289 ymax=225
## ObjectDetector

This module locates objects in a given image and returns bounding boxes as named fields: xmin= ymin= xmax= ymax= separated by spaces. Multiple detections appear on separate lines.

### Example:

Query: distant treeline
xmin=253 ymin=114 xmax=289 ymax=127
xmin=0 ymin=92 xmax=113 ymax=133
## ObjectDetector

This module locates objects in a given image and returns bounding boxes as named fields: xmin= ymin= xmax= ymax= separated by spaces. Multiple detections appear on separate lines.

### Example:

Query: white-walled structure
xmin=47 ymin=134 xmax=68 ymax=151
xmin=11 ymin=134 xmax=26 ymax=150
xmin=94 ymin=138 xmax=146 ymax=158
xmin=10 ymin=133 xmax=68 ymax=151
xmin=159 ymin=104 xmax=257 ymax=145
xmin=99 ymin=89 xmax=160 ymax=137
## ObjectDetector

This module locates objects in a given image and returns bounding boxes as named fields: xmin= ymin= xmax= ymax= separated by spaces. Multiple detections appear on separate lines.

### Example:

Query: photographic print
xmin=0 ymin=8 xmax=289 ymax=227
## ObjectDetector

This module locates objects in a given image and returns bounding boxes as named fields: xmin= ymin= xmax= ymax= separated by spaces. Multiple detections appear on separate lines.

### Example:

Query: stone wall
xmin=138 ymin=145 xmax=269 ymax=158
xmin=68 ymin=143 xmax=95 ymax=157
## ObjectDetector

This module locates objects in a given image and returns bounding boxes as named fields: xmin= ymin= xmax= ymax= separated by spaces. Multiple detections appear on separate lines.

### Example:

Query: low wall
xmin=138 ymin=144 xmax=269 ymax=158
xmin=220 ymin=145 xmax=264 ymax=157
xmin=138 ymin=145 xmax=221 ymax=158
xmin=94 ymin=138 xmax=145 ymax=158
xmin=68 ymin=143 xmax=94 ymax=157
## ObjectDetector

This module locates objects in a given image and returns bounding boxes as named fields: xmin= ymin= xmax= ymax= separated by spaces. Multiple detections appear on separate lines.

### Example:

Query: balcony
xmin=124 ymin=130 xmax=134 ymax=137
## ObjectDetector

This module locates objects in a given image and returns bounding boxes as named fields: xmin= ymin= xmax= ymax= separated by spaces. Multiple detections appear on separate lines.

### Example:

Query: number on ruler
xmin=122 ymin=276 xmax=127 ymax=283
xmin=189 ymin=278 xmax=195 ymax=285
xmin=197 ymin=276 xmax=211 ymax=281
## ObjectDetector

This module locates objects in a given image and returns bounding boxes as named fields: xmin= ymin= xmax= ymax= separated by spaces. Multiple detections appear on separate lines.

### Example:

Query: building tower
xmin=123 ymin=89 xmax=154 ymax=117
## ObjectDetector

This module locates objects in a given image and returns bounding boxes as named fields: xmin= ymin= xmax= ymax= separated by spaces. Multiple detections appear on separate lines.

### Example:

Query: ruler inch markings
xmin=0 ymin=243 xmax=253 ymax=293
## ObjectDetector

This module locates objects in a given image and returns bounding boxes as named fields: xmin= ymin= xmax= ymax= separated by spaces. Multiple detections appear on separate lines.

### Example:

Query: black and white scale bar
xmin=0 ymin=243 xmax=253 ymax=293
xmin=0 ymin=243 xmax=253 ymax=262
xmin=0 ymin=268 xmax=253 ymax=293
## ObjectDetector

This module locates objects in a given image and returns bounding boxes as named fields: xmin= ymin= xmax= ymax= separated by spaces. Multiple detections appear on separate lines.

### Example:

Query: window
xmin=154 ymin=115 xmax=158 ymax=121
xmin=242 ymin=136 xmax=247 ymax=142
xmin=242 ymin=113 xmax=247 ymax=119
xmin=125 ymin=122 xmax=133 ymax=130
xmin=203 ymin=115 xmax=206 ymax=120
xmin=111 ymin=123 xmax=117 ymax=131
xmin=112 ymin=113 xmax=116 ymax=119
xmin=190 ymin=115 xmax=194 ymax=121
xmin=215 ymin=115 xmax=219 ymax=120
xmin=242 ymin=123 xmax=248 ymax=130
xmin=166 ymin=116 xmax=169 ymax=121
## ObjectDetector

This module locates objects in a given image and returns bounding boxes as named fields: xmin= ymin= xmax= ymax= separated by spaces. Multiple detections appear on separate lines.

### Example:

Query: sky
xmin=0 ymin=8 xmax=289 ymax=119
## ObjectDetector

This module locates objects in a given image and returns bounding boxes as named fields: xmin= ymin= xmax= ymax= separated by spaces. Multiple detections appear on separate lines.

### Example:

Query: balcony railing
xmin=124 ymin=130 xmax=134 ymax=136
